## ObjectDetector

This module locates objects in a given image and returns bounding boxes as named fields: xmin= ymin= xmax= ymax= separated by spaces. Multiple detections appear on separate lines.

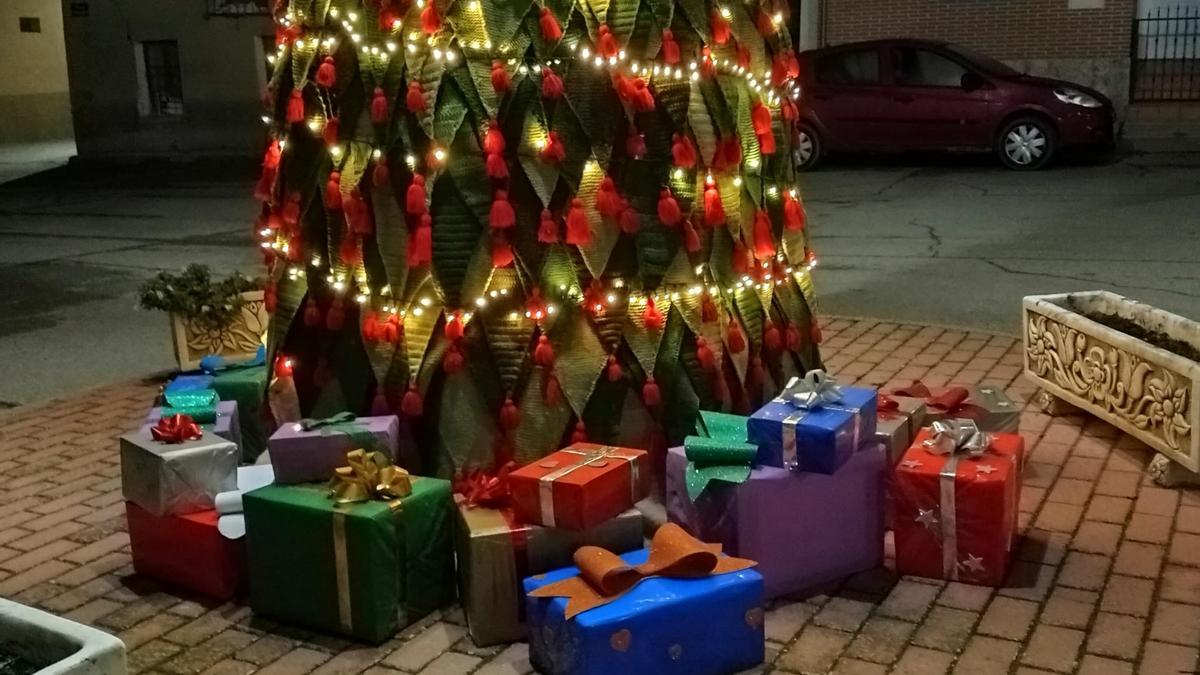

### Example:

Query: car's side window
xmin=815 ymin=48 xmax=880 ymax=86
xmin=892 ymin=48 xmax=968 ymax=88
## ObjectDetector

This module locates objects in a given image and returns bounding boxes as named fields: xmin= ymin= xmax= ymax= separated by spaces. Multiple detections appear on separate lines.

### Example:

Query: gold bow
xmin=329 ymin=449 xmax=413 ymax=505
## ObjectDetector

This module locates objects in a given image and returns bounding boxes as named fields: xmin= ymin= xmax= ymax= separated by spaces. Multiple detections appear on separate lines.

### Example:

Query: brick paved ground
xmin=1 ymin=318 xmax=1197 ymax=675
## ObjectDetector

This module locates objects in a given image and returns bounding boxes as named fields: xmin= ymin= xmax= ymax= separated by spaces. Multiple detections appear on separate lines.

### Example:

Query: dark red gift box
xmin=126 ymin=502 xmax=245 ymax=600
xmin=892 ymin=427 xmax=1024 ymax=586
xmin=509 ymin=443 xmax=649 ymax=531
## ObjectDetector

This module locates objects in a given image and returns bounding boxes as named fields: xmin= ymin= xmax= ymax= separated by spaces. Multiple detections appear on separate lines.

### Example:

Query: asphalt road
xmin=1 ymin=153 xmax=1198 ymax=406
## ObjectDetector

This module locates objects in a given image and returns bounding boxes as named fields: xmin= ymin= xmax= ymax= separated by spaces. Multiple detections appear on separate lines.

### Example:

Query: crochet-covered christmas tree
xmin=255 ymin=0 xmax=822 ymax=477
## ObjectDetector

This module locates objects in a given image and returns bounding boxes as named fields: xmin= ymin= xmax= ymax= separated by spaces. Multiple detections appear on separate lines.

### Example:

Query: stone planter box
xmin=0 ymin=598 xmax=126 ymax=674
xmin=169 ymin=290 xmax=269 ymax=371
xmin=1023 ymin=291 xmax=1198 ymax=472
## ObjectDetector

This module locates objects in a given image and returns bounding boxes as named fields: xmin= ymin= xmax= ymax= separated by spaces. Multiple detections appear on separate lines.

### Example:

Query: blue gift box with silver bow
xmin=747 ymin=371 xmax=878 ymax=474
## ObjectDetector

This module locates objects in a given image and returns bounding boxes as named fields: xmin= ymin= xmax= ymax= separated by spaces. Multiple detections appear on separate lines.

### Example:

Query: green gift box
xmin=211 ymin=365 xmax=268 ymax=462
xmin=244 ymin=479 xmax=456 ymax=643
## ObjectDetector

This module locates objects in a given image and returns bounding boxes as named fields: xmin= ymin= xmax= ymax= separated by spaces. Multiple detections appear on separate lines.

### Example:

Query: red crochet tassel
xmin=373 ymin=159 xmax=390 ymax=188
xmin=772 ymin=55 xmax=789 ymax=87
xmin=500 ymin=395 xmax=520 ymax=431
xmin=406 ymin=81 xmax=426 ymax=113
xmin=326 ymin=298 xmax=345 ymax=331
xmin=544 ymin=373 xmax=562 ymax=406
xmin=781 ymin=98 xmax=798 ymax=122
xmin=492 ymin=230 xmax=514 ymax=267
xmin=362 ymin=311 xmax=381 ymax=342
xmin=736 ymin=42 xmax=751 ymax=69
xmin=632 ymin=79 xmax=655 ymax=112
xmin=401 ymin=384 xmax=424 ymax=417
xmin=542 ymin=67 xmax=564 ymax=99
xmin=371 ymin=87 xmax=389 ymax=124
xmin=614 ymin=73 xmax=634 ymax=102
xmin=490 ymin=190 xmax=515 ymax=229
xmin=683 ymin=219 xmax=701 ymax=253
xmin=565 ymin=198 xmax=590 ymax=246
xmin=381 ymin=313 xmax=401 ymax=343
xmin=342 ymin=188 xmax=360 ymax=229
xmin=483 ymin=120 xmax=505 ymax=154
xmin=701 ymin=294 xmax=718 ymax=323
xmin=811 ymin=319 xmax=823 ymax=345
xmin=732 ymin=240 xmax=750 ymax=275
xmin=696 ymin=336 xmax=716 ymax=371
xmin=254 ymin=150 xmax=278 ymax=202
xmin=606 ymin=355 xmax=623 ymax=382
xmin=486 ymin=151 xmax=509 ymax=179
xmin=540 ymin=132 xmax=565 ymax=164
xmin=597 ymin=24 xmax=618 ymax=58
xmin=407 ymin=174 xmax=426 ymax=215
xmin=371 ymin=390 xmax=391 ymax=416
xmin=443 ymin=342 xmax=464 ymax=374
xmin=282 ymin=192 xmax=301 ymax=226
xmin=570 ymin=421 xmax=587 ymax=444
xmin=786 ymin=322 xmax=802 ymax=351
xmin=379 ymin=7 xmax=400 ymax=31
xmin=525 ymin=211 xmax=552 ymax=247
xmin=445 ymin=310 xmax=465 ymax=341
xmin=720 ymin=136 xmax=742 ymax=169
xmin=340 ymin=235 xmax=362 ymax=266
xmin=704 ymin=182 xmax=725 ymax=226
xmin=539 ymin=7 xmax=562 ymax=42
xmin=534 ymin=335 xmax=556 ymax=367
xmin=596 ymin=177 xmax=620 ymax=218
xmin=642 ymin=376 xmax=661 ymax=408
xmin=526 ymin=287 xmax=548 ymax=321
xmin=787 ymin=51 xmax=800 ymax=78
xmin=784 ymin=192 xmax=806 ymax=231
xmin=701 ymin=47 xmax=717 ymax=78
xmin=411 ymin=214 xmax=433 ymax=265
xmin=711 ymin=9 xmax=730 ymax=44
xmin=643 ymin=296 xmax=664 ymax=331
xmin=756 ymin=9 xmax=776 ymax=36
xmin=751 ymin=102 xmax=772 ymax=138
xmin=672 ymin=134 xmax=697 ymax=169
xmin=491 ymin=60 xmax=510 ymax=94
xmin=287 ymin=88 xmax=305 ymax=123
xmin=657 ymin=189 xmax=681 ymax=226
xmin=420 ymin=2 xmax=440 ymax=34
xmin=661 ymin=29 xmax=680 ymax=64
xmin=316 ymin=56 xmax=336 ymax=89
xmin=273 ymin=354 xmax=294 ymax=378
xmin=286 ymin=234 xmax=303 ymax=262
xmin=619 ymin=201 xmax=639 ymax=234
xmin=583 ymin=279 xmax=604 ymax=315
xmin=625 ymin=130 xmax=646 ymax=159
xmin=727 ymin=321 xmax=746 ymax=353
xmin=303 ymin=297 xmax=321 ymax=327
xmin=758 ymin=130 xmax=776 ymax=155
xmin=753 ymin=210 xmax=775 ymax=260
xmin=764 ymin=320 xmax=782 ymax=354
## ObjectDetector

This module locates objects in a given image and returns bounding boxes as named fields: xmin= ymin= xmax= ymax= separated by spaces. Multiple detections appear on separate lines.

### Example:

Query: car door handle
xmin=893 ymin=95 xmax=915 ymax=103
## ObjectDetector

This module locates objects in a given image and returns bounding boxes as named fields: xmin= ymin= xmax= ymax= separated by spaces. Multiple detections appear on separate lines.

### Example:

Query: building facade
xmin=60 ymin=0 xmax=272 ymax=157
xmin=1 ymin=0 xmax=72 ymax=144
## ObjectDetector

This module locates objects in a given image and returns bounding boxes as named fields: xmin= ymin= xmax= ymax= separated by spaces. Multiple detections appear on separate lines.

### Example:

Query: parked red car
xmin=792 ymin=39 xmax=1115 ymax=170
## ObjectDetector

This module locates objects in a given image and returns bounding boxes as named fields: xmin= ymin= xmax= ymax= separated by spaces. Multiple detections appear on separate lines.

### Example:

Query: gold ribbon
xmin=329 ymin=449 xmax=413 ymax=506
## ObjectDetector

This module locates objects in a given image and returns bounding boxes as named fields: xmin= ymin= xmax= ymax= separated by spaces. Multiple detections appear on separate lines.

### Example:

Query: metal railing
xmin=1131 ymin=5 xmax=1200 ymax=102
xmin=206 ymin=0 xmax=270 ymax=17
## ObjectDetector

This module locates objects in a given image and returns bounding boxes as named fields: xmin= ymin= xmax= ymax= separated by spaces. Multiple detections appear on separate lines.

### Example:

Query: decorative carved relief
xmin=1026 ymin=311 xmax=1193 ymax=451
xmin=172 ymin=292 xmax=268 ymax=369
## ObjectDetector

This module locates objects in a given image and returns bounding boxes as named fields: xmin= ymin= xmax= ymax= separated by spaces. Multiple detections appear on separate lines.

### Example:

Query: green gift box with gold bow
xmin=244 ymin=452 xmax=455 ymax=643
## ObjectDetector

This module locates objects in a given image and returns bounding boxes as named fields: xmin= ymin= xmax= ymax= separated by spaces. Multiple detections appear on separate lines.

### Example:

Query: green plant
xmin=139 ymin=265 xmax=261 ymax=333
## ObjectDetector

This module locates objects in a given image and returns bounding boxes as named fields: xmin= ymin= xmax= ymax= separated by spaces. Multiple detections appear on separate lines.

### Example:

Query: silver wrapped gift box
xmin=120 ymin=430 xmax=238 ymax=517
xmin=874 ymin=395 xmax=927 ymax=466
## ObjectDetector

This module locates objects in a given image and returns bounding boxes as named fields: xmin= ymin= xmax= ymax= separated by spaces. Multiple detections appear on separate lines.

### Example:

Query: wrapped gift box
xmin=892 ymin=425 xmax=1024 ymax=586
xmin=666 ymin=443 xmax=884 ymax=599
xmin=895 ymin=382 xmax=1019 ymax=433
xmin=142 ymin=400 xmax=241 ymax=450
xmin=244 ymin=479 xmax=455 ymax=643
xmin=457 ymin=506 xmax=643 ymax=646
xmin=268 ymin=415 xmax=399 ymax=484
xmin=120 ymin=429 xmax=238 ymax=517
xmin=509 ymin=444 xmax=650 ymax=531
xmin=747 ymin=386 xmax=877 ymax=474
xmin=874 ymin=396 xmax=927 ymax=466
xmin=523 ymin=525 xmax=764 ymax=675
xmin=210 ymin=365 xmax=268 ymax=460
xmin=126 ymin=502 xmax=244 ymax=600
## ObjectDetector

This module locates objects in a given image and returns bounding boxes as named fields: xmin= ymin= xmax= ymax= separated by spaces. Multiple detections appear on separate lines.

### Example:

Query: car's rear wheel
xmin=997 ymin=116 xmax=1056 ymax=170
xmin=793 ymin=124 xmax=822 ymax=172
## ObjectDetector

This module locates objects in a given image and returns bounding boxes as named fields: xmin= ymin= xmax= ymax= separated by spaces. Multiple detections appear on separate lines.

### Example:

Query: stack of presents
xmin=120 ymin=365 xmax=1024 ymax=675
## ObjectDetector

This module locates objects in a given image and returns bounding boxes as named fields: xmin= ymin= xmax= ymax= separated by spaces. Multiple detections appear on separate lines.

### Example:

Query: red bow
xmin=151 ymin=414 xmax=203 ymax=443
xmin=877 ymin=394 xmax=901 ymax=420
xmin=454 ymin=462 xmax=517 ymax=509
xmin=891 ymin=381 xmax=985 ymax=419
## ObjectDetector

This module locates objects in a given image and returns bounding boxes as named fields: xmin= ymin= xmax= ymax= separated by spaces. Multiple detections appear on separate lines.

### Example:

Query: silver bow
xmin=923 ymin=419 xmax=991 ymax=457
xmin=780 ymin=370 xmax=843 ymax=410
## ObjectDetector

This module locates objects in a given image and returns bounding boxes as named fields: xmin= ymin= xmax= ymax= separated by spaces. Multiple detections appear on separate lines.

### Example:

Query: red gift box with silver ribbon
xmin=509 ymin=443 xmax=650 ymax=531
xmin=892 ymin=421 xmax=1024 ymax=586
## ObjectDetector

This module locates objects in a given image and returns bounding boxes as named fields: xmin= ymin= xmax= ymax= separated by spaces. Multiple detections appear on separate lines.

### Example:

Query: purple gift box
xmin=666 ymin=442 xmax=885 ymax=599
xmin=143 ymin=401 xmax=241 ymax=451
xmin=267 ymin=415 xmax=400 ymax=484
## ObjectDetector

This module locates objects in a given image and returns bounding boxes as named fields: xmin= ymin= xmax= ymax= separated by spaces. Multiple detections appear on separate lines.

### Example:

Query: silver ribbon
xmin=924 ymin=419 xmax=991 ymax=579
xmin=777 ymin=370 xmax=844 ymax=410
xmin=537 ymin=446 xmax=641 ymax=527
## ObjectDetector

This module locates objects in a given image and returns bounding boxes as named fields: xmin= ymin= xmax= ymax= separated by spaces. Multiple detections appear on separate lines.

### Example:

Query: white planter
xmin=1023 ymin=291 xmax=1199 ymax=472
xmin=169 ymin=290 xmax=269 ymax=371
xmin=0 ymin=598 xmax=126 ymax=674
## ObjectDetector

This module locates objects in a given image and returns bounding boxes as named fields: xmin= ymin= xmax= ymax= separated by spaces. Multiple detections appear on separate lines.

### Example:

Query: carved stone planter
xmin=169 ymin=290 xmax=268 ymax=371
xmin=1023 ymin=291 xmax=1198 ymax=472
xmin=0 ymin=597 xmax=126 ymax=674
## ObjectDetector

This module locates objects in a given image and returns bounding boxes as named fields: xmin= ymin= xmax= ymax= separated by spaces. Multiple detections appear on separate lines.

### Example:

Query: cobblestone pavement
xmin=1 ymin=318 xmax=1197 ymax=675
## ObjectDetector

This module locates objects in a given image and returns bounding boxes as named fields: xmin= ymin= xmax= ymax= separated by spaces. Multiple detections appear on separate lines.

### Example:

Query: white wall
xmin=0 ymin=0 xmax=72 ymax=142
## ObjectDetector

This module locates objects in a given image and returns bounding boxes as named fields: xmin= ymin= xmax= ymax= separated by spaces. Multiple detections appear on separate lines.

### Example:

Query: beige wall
xmin=0 ymin=0 xmax=72 ymax=143
xmin=62 ymin=0 xmax=272 ymax=157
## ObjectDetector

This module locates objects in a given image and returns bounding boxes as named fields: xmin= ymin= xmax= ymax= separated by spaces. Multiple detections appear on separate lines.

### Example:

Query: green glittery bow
xmin=684 ymin=436 xmax=758 ymax=501
xmin=695 ymin=411 xmax=750 ymax=442
xmin=162 ymin=388 xmax=219 ymax=424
